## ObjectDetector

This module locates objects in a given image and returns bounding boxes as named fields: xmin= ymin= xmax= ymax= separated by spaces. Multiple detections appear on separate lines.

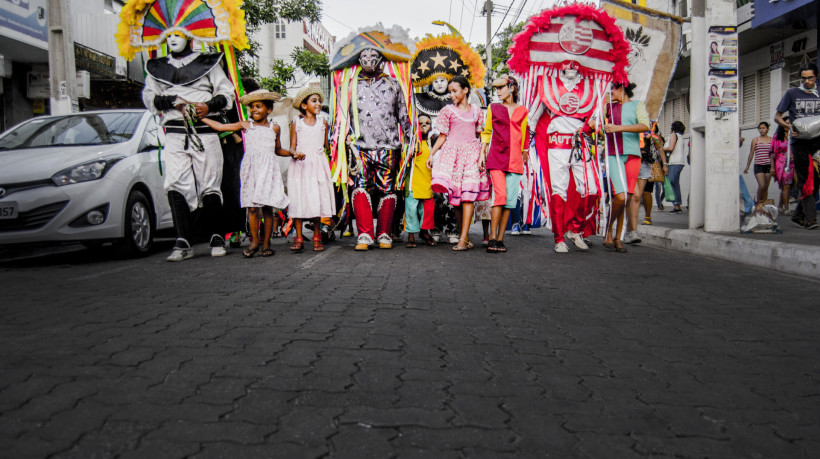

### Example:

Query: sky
xmin=321 ymin=0 xmax=558 ymax=48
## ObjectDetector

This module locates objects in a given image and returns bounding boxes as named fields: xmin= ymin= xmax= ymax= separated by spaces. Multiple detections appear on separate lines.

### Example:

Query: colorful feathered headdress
xmin=411 ymin=33 xmax=485 ymax=89
xmin=115 ymin=0 xmax=249 ymax=60
xmin=507 ymin=4 xmax=631 ymax=84
xmin=329 ymin=23 xmax=415 ymax=71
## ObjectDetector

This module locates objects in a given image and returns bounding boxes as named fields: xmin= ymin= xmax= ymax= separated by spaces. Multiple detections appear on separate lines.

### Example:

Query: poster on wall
xmin=706 ymin=26 xmax=738 ymax=114
xmin=0 ymin=0 xmax=48 ymax=49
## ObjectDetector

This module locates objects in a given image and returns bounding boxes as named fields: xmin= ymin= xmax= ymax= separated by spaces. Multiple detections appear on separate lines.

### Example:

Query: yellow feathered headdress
xmin=115 ymin=0 xmax=249 ymax=61
xmin=411 ymin=33 xmax=486 ymax=89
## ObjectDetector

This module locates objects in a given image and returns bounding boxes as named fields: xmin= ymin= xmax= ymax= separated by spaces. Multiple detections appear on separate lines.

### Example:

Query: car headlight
xmin=51 ymin=157 xmax=123 ymax=186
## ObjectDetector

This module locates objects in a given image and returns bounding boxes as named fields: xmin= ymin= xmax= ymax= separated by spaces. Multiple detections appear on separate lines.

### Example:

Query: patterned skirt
xmin=431 ymin=140 xmax=490 ymax=206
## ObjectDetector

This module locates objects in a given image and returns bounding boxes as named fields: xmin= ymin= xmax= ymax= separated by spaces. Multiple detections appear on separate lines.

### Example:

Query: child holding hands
xmin=201 ymin=89 xmax=298 ymax=258
xmin=288 ymin=87 xmax=336 ymax=252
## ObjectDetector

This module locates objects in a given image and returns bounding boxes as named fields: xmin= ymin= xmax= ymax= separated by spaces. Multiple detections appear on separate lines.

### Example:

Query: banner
xmin=601 ymin=0 xmax=683 ymax=121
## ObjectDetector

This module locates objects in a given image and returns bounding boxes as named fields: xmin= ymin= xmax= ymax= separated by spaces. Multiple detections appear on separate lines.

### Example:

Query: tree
xmin=290 ymin=46 xmax=329 ymax=76
xmin=475 ymin=21 xmax=526 ymax=79
xmin=257 ymin=59 xmax=296 ymax=94
xmin=237 ymin=0 xmax=323 ymax=83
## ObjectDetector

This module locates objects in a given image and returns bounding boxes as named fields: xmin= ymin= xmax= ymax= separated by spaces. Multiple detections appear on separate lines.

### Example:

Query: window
xmin=659 ymin=95 xmax=689 ymax=135
xmin=275 ymin=21 xmax=287 ymax=39
xmin=740 ymin=69 xmax=773 ymax=127
xmin=787 ymin=53 xmax=818 ymax=88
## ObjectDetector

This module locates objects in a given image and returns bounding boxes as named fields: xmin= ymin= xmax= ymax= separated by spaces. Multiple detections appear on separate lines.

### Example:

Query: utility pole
xmin=47 ymin=0 xmax=77 ymax=115
xmin=689 ymin=0 xmax=706 ymax=229
xmin=483 ymin=0 xmax=493 ymax=91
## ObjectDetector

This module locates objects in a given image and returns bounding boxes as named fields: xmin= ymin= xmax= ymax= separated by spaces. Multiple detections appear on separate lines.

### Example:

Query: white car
xmin=0 ymin=109 xmax=173 ymax=256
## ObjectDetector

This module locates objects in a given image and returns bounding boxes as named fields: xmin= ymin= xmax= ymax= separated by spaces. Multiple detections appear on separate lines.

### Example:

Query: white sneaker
xmin=554 ymin=241 xmax=569 ymax=253
xmin=430 ymin=230 xmax=442 ymax=242
xmin=209 ymin=234 xmax=227 ymax=257
xmin=167 ymin=239 xmax=194 ymax=262
xmin=564 ymin=231 xmax=589 ymax=251
xmin=623 ymin=231 xmax=641 ymax=244
xmin=447 ymin=233 xmax=460 ymax=244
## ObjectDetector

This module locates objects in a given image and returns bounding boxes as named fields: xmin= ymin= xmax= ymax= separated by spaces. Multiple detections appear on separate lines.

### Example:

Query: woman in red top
xmin=480 ymin=76 xmax=530 ymax=253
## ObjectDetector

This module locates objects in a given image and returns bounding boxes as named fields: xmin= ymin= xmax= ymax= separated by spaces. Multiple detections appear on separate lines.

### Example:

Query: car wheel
xmin=117 ymin=190 xmax=154 ymax=257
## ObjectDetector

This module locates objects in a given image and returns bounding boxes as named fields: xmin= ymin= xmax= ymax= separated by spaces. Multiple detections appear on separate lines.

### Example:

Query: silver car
xmin=0 ymin=110 xmax=173 ymax=256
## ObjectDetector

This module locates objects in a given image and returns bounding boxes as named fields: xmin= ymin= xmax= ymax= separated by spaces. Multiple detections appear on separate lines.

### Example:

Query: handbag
xmin=649 ymin=161 xmax=664 ymax=182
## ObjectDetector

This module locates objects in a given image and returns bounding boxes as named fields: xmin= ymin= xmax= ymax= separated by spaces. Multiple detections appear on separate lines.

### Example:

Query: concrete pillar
xmin=47 ymin=0 xmax=77 ymax=114
xmin=688 ymin=0 xmax=706 ymax=229
xmin=702 ymin=1 xmax=740 ymax=232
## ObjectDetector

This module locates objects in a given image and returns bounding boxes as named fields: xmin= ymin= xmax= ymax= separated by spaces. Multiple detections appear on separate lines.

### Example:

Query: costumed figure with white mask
xmin=508 ymin=4 xmax=631 ymax=253
xmin=410 ymin=33 xmax=486 ymax=243
xmin=116 ymin=0 xmax=248 ymax=261
xmin=328 ymin=25 xmax=418 ymax=251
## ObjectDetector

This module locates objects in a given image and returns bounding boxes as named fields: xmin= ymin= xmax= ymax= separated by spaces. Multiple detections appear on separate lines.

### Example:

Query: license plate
xmin=0 ymin=202 xmax=18 ymax=219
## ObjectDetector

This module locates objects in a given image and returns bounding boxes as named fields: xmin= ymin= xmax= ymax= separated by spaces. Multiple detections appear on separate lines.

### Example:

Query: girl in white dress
xmin=288 ymin=87 xmax=336 ymax=252
xmin=202 ymin=90 xmax=302 ymax=258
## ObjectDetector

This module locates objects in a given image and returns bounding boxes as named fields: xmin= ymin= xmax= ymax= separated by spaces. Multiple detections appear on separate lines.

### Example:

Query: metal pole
xmin=47 ymin=0 xmax=77 ymax=115
xmin=485 ymin=0 xmax=493 ymax=81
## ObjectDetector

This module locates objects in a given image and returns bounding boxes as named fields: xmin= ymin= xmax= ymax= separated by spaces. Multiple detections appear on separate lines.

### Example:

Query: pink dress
xmin=770 ymin=137 xmax=793 ymax=186
xmin=239 ymin=122 xmax=288 ymax=209
xmin=431 ymin=104 xmax=491 ymax=206
xmin=287 ymin=117 xmax=336 ymax=218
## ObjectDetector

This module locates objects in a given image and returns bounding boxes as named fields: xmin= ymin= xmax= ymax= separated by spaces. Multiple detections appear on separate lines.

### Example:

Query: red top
xmin=481 ymin=103 xmax=530 ymax=174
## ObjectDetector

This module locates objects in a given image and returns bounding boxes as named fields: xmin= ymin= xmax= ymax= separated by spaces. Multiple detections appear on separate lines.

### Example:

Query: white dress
xmin=287 ymin=117 xmax=336 ymax=218
xmin=239 ymin=122 xmax=289 ymax=209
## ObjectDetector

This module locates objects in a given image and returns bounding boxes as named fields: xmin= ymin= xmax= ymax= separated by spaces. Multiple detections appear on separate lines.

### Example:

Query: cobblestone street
xmin=1 ymin=229 xmax=818 ymax=457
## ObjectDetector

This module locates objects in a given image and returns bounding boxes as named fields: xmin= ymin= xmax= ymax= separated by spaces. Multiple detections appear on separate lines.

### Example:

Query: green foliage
xmin=256 ymin=59 xmax=296 ymax=94
xmin=290 ymin=46 xmax=329 ymax=76
xmin=474 ymin=21 xmax=525 ymax=80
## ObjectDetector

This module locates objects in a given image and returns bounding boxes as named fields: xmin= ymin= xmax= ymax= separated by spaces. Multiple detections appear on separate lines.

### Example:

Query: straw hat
xmin=292 ymin=87 xmax=324 ymax=109
xmin=239 ymin=89 xmax=282 ymax=106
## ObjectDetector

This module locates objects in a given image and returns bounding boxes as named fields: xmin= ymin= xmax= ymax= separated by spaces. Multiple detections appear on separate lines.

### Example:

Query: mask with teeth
xmin=359 ymin=48 xmax=383 ymax=74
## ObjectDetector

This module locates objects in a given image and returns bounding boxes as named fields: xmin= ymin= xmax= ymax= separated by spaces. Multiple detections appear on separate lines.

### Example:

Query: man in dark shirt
xmin=775 ymin=63 xmax=820 ymax=229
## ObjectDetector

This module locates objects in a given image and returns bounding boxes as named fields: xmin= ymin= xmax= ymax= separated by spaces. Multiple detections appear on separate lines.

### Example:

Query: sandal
xmin=419 ymin=232 xmax=437 ymax=246
xmin=486 ymin=239 xmax=498 ymax=253
xmin=614 ymin=241 xmax=627 ymax=253
xmin=452 ymin=244 xmax=470 ymax=251
xmin=290 ymin=236 xmax=304 ymax=252
xmin=260 ymin=248 xmax=275 ymax=257
xmin=603 ymin=241 xmax=615 ymax=250
xmin=496 ymin=241 xmax=507 ymax=253
xmin=243 ymin=245 xmax=259 ymax=258
xmin=406 ymin=241 xmax=417 ymax=248
xmin=312 ymin=234 xmax=324 ymax=252
xmin=642 ymin=217 xmax=651 ymax=225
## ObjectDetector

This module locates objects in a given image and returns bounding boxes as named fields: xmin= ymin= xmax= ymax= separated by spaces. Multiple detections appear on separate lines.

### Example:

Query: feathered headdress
xmin=329 ymin=23 xmax=415 ymax=71
xmin=507 ymin=4 xmax=631 ymax=84
xmin=411 ymin=33 xmax=485 ymax=89
xmin=115 ymin=0 xmax=249 ymax=60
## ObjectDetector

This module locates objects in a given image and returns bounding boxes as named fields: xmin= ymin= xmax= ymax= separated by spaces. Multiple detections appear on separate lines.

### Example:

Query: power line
xmin=468 ymin=0 xmax=479 ymax=42
xmin=490 ymin=0 xmax=515 ymax=42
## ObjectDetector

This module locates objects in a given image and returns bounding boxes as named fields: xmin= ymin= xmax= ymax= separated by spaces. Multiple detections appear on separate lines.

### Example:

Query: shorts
xmin=753 ymin=164 xmax=771 ymax=175
xmin=638 ymin=160 xmax=652 ymax=180
xmin=607 ymin=155 xmax=640 ymax=195
xmin=490 ymin=170 xmax=522 ymax=209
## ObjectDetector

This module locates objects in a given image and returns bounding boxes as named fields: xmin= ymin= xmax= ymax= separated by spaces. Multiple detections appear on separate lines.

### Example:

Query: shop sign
xmin=74 ymin=43 xmax=116 ymax=79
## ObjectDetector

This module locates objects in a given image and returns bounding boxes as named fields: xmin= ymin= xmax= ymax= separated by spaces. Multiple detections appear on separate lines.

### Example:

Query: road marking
xmin=70 ymin=264 xmax=136 ymax=281
xmin=299 ymin=245 xmax=340 ymax=270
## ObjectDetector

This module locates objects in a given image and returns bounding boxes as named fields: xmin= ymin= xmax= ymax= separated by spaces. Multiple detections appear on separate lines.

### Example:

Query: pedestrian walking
xmin=770 ymin=124 xmax=793 ymax=215
xmin=428 ymin=76 xmax=491 ymax=251
xmin=404 ymin=115 xmax=437 ymax=248
xmin=664 ymin=121 xmax=687 ymax=214
xmin=201 ymin=90 xmax=293 ymax=258
xmin=775 ymin=62 xmax=819 ymax=230
xmin=288 ymin=87 xmax=336 ymax=252
xmin=743 ymin=121 xmax=773 ymax=204
xmin=480 ymin=75 xmax=529 ymax=253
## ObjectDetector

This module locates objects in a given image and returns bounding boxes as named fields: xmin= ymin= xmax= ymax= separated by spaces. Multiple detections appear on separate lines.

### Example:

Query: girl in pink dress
xmin=770 ymin=124 xmax=793 ymax=215
xmin=288 ymin=87 xmax=336 ymax=252
xmin=428 ymin=76 xmax=491 ymax=251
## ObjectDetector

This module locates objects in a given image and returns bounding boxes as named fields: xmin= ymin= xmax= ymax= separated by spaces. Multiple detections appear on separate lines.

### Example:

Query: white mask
xmin=166 ymin=34 xmax=189 ymax=54
xmin=431 ymin=77 xmax=449 ymax=94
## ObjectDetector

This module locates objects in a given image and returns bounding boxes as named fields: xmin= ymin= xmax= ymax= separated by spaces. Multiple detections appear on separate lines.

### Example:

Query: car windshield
xmin=0 ymin=112 xmax=143 ymax=150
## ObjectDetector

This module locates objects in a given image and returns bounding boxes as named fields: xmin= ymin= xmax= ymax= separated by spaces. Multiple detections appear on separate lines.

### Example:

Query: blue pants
xmin=668 ymin=164 xmax=684 ymax=206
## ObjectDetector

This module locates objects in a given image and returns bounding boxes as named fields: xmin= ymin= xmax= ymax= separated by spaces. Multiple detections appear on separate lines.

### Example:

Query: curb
xmin=637 ymin=225 xmax=820 ymax=279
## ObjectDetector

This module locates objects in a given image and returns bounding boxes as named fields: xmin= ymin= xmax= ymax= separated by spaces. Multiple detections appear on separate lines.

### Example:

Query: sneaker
xmin=430 ymin=230 xmax=442 ymax=242
xmin=583 ymin=238 xmax=593 ymax=247
xmin=564 ymin=231 xmax=589 ymax=251
xmin=355 ymin=233 xmax=373 ymax=251
xmin=209 ymin=234 xmax=227 ymax=257
xmin=554 ymin=241 xmax=569 ymax=253
xmin=167 ymin=238 xmax=194 ymax=262
xmin=669 ymin=208 xmax=682 ymax=214
xmin=510 ymin=223 xmax=521 ymax=236
xmin=522 ymin=224 xmax=532 ymax=235
xmin=791 ymin=217 xmax=806 ymax=228
xmin=343 ymin=230 xmax=353 ymax=237
xmin=378 ymin=233 xmax=393 ymax=249
xmin=447 ymin=233 xmax=460 ymax=244
xmin=806 ymin=220 xmax=819 ymax=230
xmin=623 ymin=231 xmax=641 ymax=244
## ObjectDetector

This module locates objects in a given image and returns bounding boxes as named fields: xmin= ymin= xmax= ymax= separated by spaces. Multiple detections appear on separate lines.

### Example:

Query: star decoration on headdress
xmin=411 ymin=72 xmax=419 ymax=79
xmin=430 ymin=52 xmax=447 ymax=68
xmin=417 ymin=60 xmax=430 ymax=72
xmin=448 ymin=59 xmax=461 ymax=72
xmin=461 ymin=68 xmax=470 ymax=77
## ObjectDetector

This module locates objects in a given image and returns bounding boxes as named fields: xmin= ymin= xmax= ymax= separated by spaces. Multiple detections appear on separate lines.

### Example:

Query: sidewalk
xmin=637 ymin=206 xmax=820 ymax=279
